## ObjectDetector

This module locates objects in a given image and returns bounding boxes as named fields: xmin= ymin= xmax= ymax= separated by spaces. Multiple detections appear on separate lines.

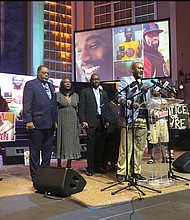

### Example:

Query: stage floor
xmin=1 ymin=149 xmax=190 ymax=219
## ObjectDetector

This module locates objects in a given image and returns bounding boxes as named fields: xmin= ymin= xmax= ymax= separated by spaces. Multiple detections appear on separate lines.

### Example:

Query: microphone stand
xmin=101 ymin=85 xmax=161 ymax=195
xmin=101 ymin=84 xmax=131 ymax=191
xmin=100 ymin=81 xmax=137 ymax=108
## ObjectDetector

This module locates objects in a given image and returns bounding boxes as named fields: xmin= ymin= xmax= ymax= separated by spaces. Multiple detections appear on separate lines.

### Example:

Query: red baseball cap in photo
xmin=143 ymin=23 xmax=164 ymax=35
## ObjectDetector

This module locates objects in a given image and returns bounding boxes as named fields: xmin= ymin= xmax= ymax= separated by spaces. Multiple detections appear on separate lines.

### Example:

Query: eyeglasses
xmin=41 ymin=71 xmax=49 ymax=74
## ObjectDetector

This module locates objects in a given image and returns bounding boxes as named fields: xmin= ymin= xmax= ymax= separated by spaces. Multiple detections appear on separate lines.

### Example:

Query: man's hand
xmin=55 ymin=122 xmax=58 ymax=129
xmin=137 ymin=40 xmax=143 ymax=58
xmin=116 ymin=51 xmax=125 ymax=60
xmin=133 ymin=102 xmax=139 ymax=109
xmin=82 ymin=122 xmax=89 ymax=129
xmin=26 ymin=122 xmax=35 ymax=130
xmin=104 ymin=122 xmax=110 ymax=129
xmin=147 ymin=130 xmax=151 ymax=141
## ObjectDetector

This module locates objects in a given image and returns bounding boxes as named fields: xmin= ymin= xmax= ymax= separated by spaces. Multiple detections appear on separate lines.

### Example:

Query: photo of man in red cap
xmin=143 ymin=22 xmax=169 ymax=78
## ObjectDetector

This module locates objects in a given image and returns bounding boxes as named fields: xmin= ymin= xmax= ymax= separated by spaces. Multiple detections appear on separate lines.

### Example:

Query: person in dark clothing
xmin=78 ymin=73 xmax=110 ymax=176
xmin=56 ymin=77 xmax=81 ymax=168
xmin=23 ymin=65 xmax=58 ymax=180
xmin=102 ymin=97 xmax=121 ymax=172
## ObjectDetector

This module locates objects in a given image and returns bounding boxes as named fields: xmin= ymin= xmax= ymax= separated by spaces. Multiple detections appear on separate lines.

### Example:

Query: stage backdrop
xmin=74 ymin=18 xmax=171 ymax=82
xmin=0 ymin=73 xmax=61 ymax=118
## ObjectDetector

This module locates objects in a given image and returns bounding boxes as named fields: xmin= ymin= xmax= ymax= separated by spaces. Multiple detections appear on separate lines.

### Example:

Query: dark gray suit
xmin=23 ymin=77 xmax=58 ymax=178
xmin=79 ymin=87 xmax=110 ymax=172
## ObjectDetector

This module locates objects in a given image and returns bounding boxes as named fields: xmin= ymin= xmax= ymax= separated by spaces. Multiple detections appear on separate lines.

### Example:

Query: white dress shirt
xmin=93 ymin=88 xmax=101 ymax=115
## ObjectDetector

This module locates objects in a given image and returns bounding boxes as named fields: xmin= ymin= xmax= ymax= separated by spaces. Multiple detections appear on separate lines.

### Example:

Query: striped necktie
xmin=43 ymin=83 xmax=52 ymax=99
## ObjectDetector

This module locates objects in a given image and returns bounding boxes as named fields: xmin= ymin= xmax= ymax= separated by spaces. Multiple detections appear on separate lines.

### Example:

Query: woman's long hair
xmin=59 ymin=77 xmax=74 ymax=96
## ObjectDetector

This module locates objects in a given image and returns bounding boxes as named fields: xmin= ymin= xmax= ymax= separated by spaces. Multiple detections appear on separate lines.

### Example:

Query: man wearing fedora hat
xmin=143 ymin=22 xmax=169 ymax=78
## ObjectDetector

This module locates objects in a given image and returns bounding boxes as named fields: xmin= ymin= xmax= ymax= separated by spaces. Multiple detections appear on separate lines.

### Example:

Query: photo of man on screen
xmin=75 ymin=28 xmax=113 ymax=82
xmin=113 ymin=24 xmax=143 ymax=80
xmin=116 ymin=26 xmax=142 ymax=60
xmin=8 ymin=75 xmax=24 ymax=118
xmin=143 ymin=22 xmax=170 ymax=78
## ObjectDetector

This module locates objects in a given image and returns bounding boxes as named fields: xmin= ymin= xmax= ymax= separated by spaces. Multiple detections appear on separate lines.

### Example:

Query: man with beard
xmin=143 ymin=22 xmax=169 ymax=78
xmin=116 ymin=26 xmax=142 ymax=60
xmin=116 ymin=62 xmax=149 ymax=183
xmin=75 ymin=29 xmax=113 ymax=82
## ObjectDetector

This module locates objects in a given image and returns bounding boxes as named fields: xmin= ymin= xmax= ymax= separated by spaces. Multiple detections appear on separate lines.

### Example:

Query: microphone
xmin=141 ymin=82 xmax=155 ymax=93
xmin=162 ymin=81 xmax=177 ymax=94
xmin=150 ymin=79 xmax=163 ymax=88
xmin=150 ymin=79 xmax=163 ymax=92
xmin=151 ymin=79 xmax=177 ymax=94
xmin=101 ymin=80 xmax=139 ymax=108
xmin=128 ymin=81 xmax=138 ymax=89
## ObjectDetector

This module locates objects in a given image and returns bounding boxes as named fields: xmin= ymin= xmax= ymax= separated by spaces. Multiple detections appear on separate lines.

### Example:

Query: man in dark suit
xmin=79 ymin=73 xmax=110 ymax=176
xmin=23 ymin=65 xmax=58 ymax=180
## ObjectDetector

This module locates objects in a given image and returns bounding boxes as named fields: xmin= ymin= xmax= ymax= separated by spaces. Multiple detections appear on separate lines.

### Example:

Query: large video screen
xmin=74 ymin=19 xmax=171 ymax=82
xmin=0 ymin=73 xmax=61 ymax=118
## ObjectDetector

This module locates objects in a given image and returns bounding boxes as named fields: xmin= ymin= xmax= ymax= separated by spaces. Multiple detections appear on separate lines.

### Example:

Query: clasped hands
xmin=132 ymin=102 xmax=139 ymax=109
xmin=82 ymin=121 xmax=110 ymax=129
xmin=82 ymin=122 xmax=89 ymax=129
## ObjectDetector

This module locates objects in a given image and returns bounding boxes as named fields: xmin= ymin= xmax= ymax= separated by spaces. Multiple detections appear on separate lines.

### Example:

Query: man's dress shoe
xmin=86 ymin=170 xmax=93 ymax=176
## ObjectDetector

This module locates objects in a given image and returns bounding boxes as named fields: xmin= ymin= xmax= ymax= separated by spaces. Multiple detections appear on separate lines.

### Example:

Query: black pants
xmin=86 ymin=118 xmax=106 ymax=172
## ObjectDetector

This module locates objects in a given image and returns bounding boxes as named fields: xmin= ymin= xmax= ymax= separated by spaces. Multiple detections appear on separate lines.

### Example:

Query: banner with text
xmin=169 ymin=104 xmax=189 ymax=129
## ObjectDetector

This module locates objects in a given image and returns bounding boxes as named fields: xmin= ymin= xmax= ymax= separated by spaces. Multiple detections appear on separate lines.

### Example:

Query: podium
xmin=147 ymin=97 xmax=190 ymax=182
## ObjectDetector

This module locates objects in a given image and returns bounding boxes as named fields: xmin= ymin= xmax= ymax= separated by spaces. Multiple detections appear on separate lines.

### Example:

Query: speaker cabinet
xmin=172 ymin=152 xmax=190 ymax=173
xmin=33 ymin=166 xmax=86 ymax=197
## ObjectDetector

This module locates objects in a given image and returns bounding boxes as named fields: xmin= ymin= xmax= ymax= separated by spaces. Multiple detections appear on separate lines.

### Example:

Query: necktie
xmin=94 ymin=88 xmax=101 ymax=114
xmin=43 ymin=83 xmax=52 ymax=99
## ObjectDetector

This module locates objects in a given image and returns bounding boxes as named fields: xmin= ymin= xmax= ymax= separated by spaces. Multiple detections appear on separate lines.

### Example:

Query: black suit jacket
xmin=23 ymin=78 xmax=58 ymax=129
xmin=79 ymin=87 xmax=110 ymax=127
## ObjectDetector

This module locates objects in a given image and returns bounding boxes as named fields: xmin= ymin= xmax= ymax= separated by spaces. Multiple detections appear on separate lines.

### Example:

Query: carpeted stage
xmin=1 ymin=153 xmax=190 ymax=208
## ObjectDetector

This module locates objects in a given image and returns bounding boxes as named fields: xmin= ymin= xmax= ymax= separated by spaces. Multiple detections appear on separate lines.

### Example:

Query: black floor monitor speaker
xmin=33 ymin=166 xmax=87 ymax=197
xmin=172 ymin=152 xmax=190 ymax=173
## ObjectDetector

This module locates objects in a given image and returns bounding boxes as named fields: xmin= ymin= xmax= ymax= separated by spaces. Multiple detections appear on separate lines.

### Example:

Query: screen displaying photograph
xmin=0 ymin=112 xmax=16 ymax=142
xmin=75 ymin=28 xmax=113 ymax=82
xmin=0 ymin=73 xmax=61 ymax=118
xmin=74 ymin=19 xmax=171 ymax=82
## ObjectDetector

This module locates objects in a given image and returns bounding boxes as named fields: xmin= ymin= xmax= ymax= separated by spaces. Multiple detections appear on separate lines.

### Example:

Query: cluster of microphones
xmin=128 ymin=79 xmax=177 ymax=95
xmin=150 ymin=79 xmax=177 ymax=94
xmin=101 ymin=79 xmax=177 ymax=108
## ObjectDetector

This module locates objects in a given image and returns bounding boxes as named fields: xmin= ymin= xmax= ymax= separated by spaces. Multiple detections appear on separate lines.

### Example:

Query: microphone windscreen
xmin=150 ymin=79 xmax=157 ymax=84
